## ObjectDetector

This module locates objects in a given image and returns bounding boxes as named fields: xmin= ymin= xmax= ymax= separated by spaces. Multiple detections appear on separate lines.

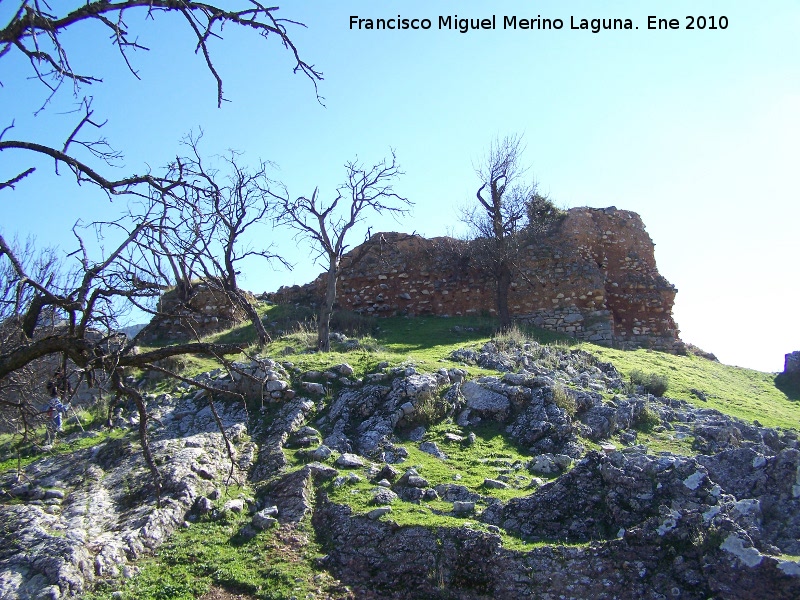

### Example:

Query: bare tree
xmin=119 ymin=131 xmax=290 ymax=347
xmin=278 ymin=151 xmax=411 ymax=351
xmin=0 ymin=226 xmax=249 ymax=497
xmin=171 ymin=138 xmax=284 ymax=346
xmin=0 ymin=2 xmax=320 ymax=496
xmin=0 ymin=2 xmax=321 ymax=198
xmin=0 ymin=237 xmax=64 ymax=441
xmin=462 ymin=135 xmax=563 ymax=329
xmin=136 ymin=192 xmax=200 ymax=305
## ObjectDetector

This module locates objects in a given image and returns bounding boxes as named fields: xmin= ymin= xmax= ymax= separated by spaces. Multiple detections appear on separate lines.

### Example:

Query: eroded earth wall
xmin=271 ymin=207 xmax=683 ymax=352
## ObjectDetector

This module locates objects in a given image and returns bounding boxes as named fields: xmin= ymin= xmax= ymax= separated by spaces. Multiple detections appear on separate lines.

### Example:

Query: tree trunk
xmin=496 ymin=262 xmax=513 ymax=330
xmin=112 ymin=372 xmax=162 ymax=506
xmin=236 ymin=291 xmax=270 ymax=346
xmin=318 ymin=257 xmax=339 ymax=352
xmin=174 ymin=277 xmax=194 ymax=303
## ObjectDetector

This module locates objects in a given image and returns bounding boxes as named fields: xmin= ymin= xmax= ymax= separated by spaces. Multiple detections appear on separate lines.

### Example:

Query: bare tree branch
xmin=0 ymin=139 xmax=179 ymax=196
xmin=277 ymin=151 xmax=411 ymax=351
xmin=0 ymin=1 xmax=321 ymax=498
xmin=462 ymin=134 xmax=563 ymax=329
xmin=133 ymin=134 xmax=287 ymax=345
xmin=0 ymin=167 xmax=35 ymax=191
xmin=0 ymin=1 xmax=323 ymax=106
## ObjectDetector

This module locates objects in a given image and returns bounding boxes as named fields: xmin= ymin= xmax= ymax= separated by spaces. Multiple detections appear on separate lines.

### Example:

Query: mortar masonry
xmin=271 ymin=207 xmax=684 ymax=352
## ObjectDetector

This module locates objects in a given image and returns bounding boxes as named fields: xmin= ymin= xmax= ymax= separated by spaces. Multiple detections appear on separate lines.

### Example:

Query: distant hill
xmin=117 ymin=323 xmax=146 ymax=339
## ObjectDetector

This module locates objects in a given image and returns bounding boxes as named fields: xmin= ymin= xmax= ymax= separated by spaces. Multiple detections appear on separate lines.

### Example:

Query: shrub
xmin=629 ymin=369 xmax=669 ymax=397
xmin=634 ymin=403 xmax=662 ymax=431
xmin=414 ymin=393 xmax=448 ymax=425
xmin=346 ymin=336 xmax=386 ymax=353
xmin=492 ymin=323 xmax=528 ymax=351
xmin=552 ymin=384 xmax=576 ymax=417
xmin=282 ymin=320 xmax=318 ymax=352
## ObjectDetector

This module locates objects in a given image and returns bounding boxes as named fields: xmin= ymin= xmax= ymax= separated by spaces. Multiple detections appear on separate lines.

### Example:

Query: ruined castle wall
xmin=138 ymin=283 xmax=247 ymax=343
xmin=512 ymin=207 xmax=682 ymax=351
xmin=271 ymin=207 xmax=683 ymax=352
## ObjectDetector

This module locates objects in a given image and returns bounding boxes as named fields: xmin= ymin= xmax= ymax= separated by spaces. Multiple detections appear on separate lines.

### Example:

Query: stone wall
xmin=138 ymin=283 xmax=247 ymax=343
xmin=270 ymin=207 xmax=683 ymax=352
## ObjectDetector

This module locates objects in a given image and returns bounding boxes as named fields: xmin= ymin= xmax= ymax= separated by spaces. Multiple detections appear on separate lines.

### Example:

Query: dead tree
xmin=0 ymin=2 xmax=320 ymax=497
xmin=0 ymin=226 xmax=247 ymax=499
xmin=462 ymin=135 xmax=563 ymax=329
xmin=137 ymin=192 xmax=200 ymax=305
xmin=277 ymin=151 xmax=411 ymax=351
xmin=0 ymin=238 xmax=64 ymax=440
xmin=0 ymin=2 xmax=322 ymax=197
xmin=174 ymin=140 xmax=285 ymax=346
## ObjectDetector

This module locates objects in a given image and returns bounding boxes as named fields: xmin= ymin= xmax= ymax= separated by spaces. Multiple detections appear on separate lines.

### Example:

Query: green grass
xmin=296 ymin=420 xmax=540 ymax=509
xmin=321 ymin=471 xmax=588 ymax=553
xmin=376 ymin=315 xmax=494 ymax=353
xmin=778 ymin=554 xmax=800 ymax=562
xmin=0 ymin=420 xmax=128 ymax=476
xmin=138 ymin=305 xmax=800 ymax=435
xmin=625 ymin=429 xmax=696 ymax=456
xmin=6 ymin=310 xmax=800 ymax=596
xmin=411 ymin=421 xmax=541 ymax=501
xmin=268 ymin=311 xmax=800 ymax=432
xmin=313 ymin=419 xmax=555 ymax=553
xmin=85 ymin=487 xmax=332 ymax=600
xmin=583 ymin=345 xmax=800 ymax=430
xmin=321 ymin=475 xmax=514 ymax=548
xmin=6 ymin=312 xmax=798 ymax=477
xmin=498 ymin=535 xmax=593 ymax=553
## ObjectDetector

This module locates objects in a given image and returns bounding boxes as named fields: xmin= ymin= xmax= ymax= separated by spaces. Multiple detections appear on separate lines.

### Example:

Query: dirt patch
xmin=200 ymin=586 xmax=257 ymax=600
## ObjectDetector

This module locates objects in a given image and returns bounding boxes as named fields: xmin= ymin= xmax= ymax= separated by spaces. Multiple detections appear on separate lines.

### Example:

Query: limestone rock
xmin=434 ymin=484 xmax=481 ymax=503
xmin=460 ymin=381 xmax=510 ymax=421
xmin=371 ymin=489 xmax=398 ymax=506
xmin=419 ymin=441 xmax=447 ymax=460
xmin=224 ymin=498 xmax=245 ymax=513
xmin=311 ymin=445 xmax=333 ymax=460
xmin=483 ymin=478 xmax=509 ymax=490
xmin=451 ymin=501 xmax=475 ymax=515
xmin=335 ymin=453 xmax=365 ymax=468
xmin=367 ymin=506 xmax=392 ymax=520
xmin=0 ymin=388 xmax=251 ymax=599
xmin=252 ymin=507 xmax=279 ymax=531
xmin=302 ymin=381 xmax=325 ymax=395
xmin=374 ymin=464 xmax=400 ymax=483
xmin=408 ymin=426 xmax=426 ymax=441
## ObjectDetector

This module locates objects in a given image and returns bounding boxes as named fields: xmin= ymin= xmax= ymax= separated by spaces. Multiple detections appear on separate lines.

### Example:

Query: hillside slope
xmin=1 ymin=313 xmax=799 ymax=599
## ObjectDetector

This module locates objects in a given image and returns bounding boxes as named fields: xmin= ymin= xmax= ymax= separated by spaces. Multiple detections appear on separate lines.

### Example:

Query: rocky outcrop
xmin=785 ymin=352 xmax=800 ymax=380
xmin=270 ymin=207 xmax=683 ymax=352
xmin=304 ymin=344 xmax=799 ymax=598
xmin=315 ymin=494 xmax=800 ymax=600
xmin=699 ymin=447 xmax=800 ymax=555
xmin=3 ymin=343 xmax=798 ymax=599
xmin=0 ymin=393 xmax=254 ymax=599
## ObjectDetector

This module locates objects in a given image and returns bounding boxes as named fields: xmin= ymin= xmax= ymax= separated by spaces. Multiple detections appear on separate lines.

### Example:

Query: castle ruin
xmin=272 ymin=207 xmax=684 ymax=352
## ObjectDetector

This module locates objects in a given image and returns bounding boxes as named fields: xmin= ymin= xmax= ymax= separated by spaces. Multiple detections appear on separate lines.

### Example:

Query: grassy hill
xmin=198 ymin=305 xmax=799 ymax=431
xmin=135 ymin=306 xmax=799 ymax=461
xmin=5 ymin=305 xmax=799 ymax=600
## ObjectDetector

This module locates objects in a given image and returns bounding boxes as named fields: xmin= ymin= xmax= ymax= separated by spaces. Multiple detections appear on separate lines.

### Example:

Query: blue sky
xmin=1 ymin=1 xmax=798 ymax=372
